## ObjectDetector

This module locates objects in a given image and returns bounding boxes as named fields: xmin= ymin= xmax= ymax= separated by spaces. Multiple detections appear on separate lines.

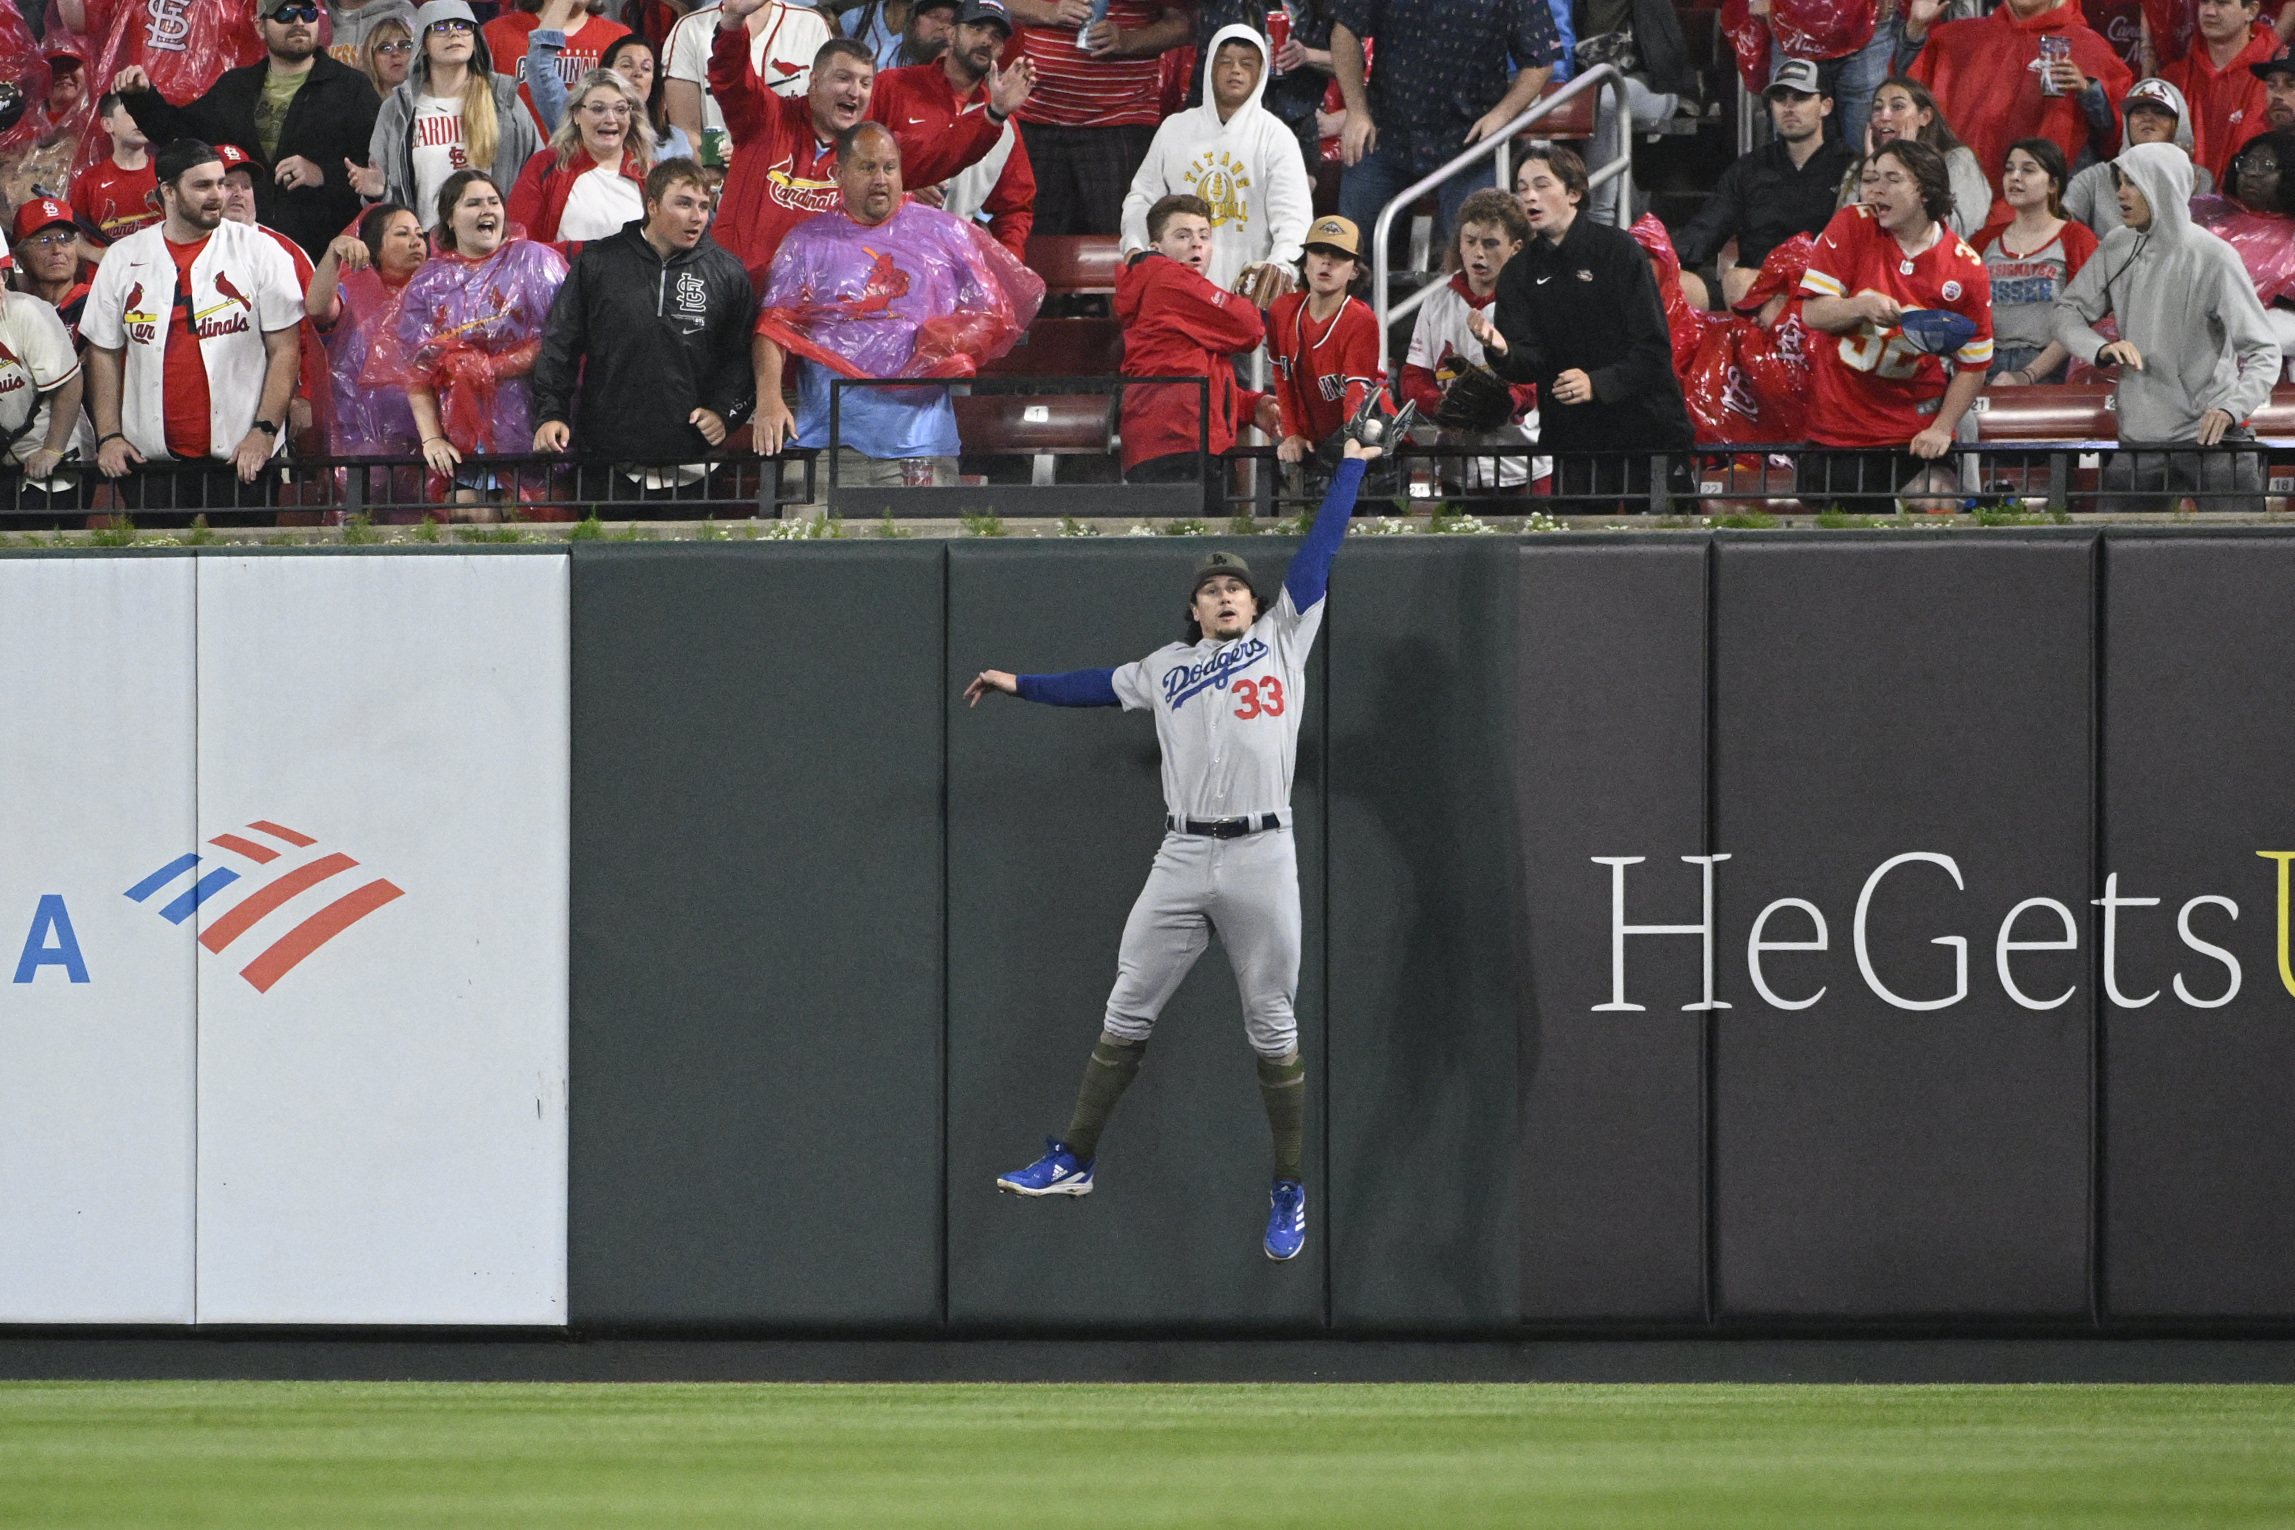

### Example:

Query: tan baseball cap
xmin=1302 ymin=215 xmax=1362 ymax=259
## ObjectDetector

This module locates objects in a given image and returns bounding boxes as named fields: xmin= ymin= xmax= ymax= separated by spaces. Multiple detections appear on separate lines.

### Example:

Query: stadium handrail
xmin=1372 ymin=63 xmax=1632 ymax=383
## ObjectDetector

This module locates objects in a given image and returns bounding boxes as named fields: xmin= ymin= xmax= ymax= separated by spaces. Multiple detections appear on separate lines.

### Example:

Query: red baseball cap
xmin=12 ymin=196 xmax=74 ymax=243
xmin=215 ymin=142 xmax=266 ymax=176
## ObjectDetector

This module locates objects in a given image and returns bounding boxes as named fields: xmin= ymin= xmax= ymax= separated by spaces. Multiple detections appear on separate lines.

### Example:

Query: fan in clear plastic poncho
xmin=363 ymin=169 xmax=567 ymax=516
xmin=751 ymin=121 xmax=1045 ymax=490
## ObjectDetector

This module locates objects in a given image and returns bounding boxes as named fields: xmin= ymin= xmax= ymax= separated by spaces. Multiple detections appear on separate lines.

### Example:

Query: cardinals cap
xmin=1303 ymin=214 xmax=1362 ymax=259
xmin=215 ymin=141 xmax=266 ymax=176
xmin=2253 ymin=54 xmax=2295 ymax=83
xmin=12 ymin=196 xmax=74 ymax=243
xmin=2123 ymin=77 xmax=2184 ymax=116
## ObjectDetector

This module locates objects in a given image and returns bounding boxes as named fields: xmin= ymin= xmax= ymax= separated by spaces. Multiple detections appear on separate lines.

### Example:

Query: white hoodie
xmin=1118 ymin=25 xmax=1313 ymax=292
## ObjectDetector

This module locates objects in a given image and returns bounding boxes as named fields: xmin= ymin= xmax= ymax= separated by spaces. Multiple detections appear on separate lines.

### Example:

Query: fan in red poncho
xmin=1626 ymin=212 xmax=1718 ymax=382
xmin=70 ymin=0 xmax=262 ymax=186
xmin=2162 ymin=0 xmax=2281 ymax=182
xmin=1902 ymin=0 xmax=2132 ymax=221
xmin=750 ymin=122 xmax=1043 ymax=486
xmin=1718 ymin=0 xmax=1878 ymax=95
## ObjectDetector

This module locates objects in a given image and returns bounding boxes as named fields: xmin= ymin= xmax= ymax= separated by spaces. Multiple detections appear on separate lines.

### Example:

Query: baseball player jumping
xmin=964 ymin=440 xmax=1378 ymax=1262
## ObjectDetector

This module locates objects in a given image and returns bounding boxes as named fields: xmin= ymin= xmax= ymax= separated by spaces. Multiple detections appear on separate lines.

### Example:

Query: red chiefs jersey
xmin=1268 ymin=291 xmax=1381 ymax=445
xmin=1799 ymin=205 xmax=1993 ymax=449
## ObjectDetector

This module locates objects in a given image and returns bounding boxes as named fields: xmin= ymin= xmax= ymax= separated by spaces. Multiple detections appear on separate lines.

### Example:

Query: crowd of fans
xmin=0 ymin=0 xmax=2283 ymax=517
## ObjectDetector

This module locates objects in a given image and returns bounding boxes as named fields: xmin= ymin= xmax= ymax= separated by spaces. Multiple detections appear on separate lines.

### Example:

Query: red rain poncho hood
xmin=1908 ymin=0 xmax=2133 ymax=220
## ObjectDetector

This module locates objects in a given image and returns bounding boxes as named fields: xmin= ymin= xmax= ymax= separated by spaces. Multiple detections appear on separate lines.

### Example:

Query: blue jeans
xmin=1774 ymin=18 xmax=1897 ymax=158
xmin=1339 ymin=133 xmax=1495 ymax=250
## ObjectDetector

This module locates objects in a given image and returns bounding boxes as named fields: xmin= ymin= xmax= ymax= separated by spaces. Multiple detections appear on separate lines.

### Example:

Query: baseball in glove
xmin=1433 ymin=362 xmax=1517 ymax=432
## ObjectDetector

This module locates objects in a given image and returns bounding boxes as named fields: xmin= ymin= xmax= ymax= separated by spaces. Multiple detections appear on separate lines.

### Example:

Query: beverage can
xmin=1266 ymin=6 xmax=1291 ymax=67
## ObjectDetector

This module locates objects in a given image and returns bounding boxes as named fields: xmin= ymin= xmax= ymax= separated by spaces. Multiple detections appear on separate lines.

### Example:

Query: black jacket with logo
xmin=531 ymin=221 xmax=758 ymax=460
xmin=1486 ymin=212 xmax=1693 ymax=456
xmin=120 ymin=56 xmax=381 ymax=259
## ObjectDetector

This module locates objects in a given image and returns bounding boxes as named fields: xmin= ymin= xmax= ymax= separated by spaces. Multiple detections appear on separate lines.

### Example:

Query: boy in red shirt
xmin=1269 ymin=213 xmax=1382 ymax=473
xmin=1799 ymin=139 xmax=1994 ymax=504
xmin=71 ymin=93 xmax=160 ymax=245
xmin=1116 ymin=192 xmax=1279 ymax=512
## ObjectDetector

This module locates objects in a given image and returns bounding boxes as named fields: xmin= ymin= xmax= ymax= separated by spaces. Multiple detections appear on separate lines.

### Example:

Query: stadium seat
xmin=1974 ymin=385 xmax=2117 ymax=440
xmin=1025 ymin=236 xmax=1122 ymax=295
xmin=954 ymin=393 xmax=1114 ymax=485
xmin=980 ymin=317 xmax=1124 ymax=377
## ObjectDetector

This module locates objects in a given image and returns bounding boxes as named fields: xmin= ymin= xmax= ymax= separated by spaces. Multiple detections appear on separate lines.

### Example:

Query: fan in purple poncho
xmin=752 ymin=121 xmax=1046 ymax=483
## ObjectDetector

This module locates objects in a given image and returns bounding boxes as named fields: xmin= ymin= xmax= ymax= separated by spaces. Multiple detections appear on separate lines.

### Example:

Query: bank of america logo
xmin=125 ymin=820 xmax=405 ymax=993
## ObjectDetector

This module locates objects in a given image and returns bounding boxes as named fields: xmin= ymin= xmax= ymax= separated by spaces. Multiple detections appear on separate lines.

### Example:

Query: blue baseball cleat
xmin=997 ymin=1137 xmax=1095 ymax=1197
xmin=1264 ymin=1179 xmax=1306 ymax=1261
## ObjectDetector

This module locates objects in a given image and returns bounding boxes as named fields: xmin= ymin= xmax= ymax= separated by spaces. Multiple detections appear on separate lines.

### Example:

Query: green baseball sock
xmin=1062 ymin=1035 xmax=1146 ymax=1162
xmin=1256 ymin=1053 xmax=1306 ymax=1183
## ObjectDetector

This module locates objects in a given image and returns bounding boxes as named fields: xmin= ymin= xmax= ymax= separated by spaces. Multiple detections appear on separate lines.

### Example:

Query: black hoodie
xmin=532 ymin=219 xmax=758 ymax=460
xmin=1485 ymin=210 xmax=1693 ymax=457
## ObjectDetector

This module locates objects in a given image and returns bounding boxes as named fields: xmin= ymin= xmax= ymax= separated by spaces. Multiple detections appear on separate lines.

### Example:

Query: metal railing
xmin=1372 ymin=63 xmax=1633 ymax=384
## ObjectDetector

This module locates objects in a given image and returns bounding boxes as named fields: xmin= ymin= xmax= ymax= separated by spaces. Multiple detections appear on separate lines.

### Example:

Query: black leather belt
xmin=1167 ymin=813 xmax=1284 ymax=838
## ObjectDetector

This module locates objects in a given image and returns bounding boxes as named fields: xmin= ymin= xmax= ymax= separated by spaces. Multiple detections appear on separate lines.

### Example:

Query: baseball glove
xmin=1235 ymin=262 xmax=1294 ymax=309
xmin=1433 ymin=362 xmax=1517 ymax=433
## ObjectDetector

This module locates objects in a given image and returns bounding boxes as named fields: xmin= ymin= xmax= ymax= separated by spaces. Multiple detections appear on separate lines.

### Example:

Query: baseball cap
xmin=956 ymin=0 xmax=1011 ymax=30
xmin=1191 ymin=549 xmax=1258 ymax=598
xmin=12 ymin=196 xmax=74 ymax=243
xmin=1302 ymin=214 xmax=1362 ymax=259
xmin=2253 ymin=53 xmax=2295 ymax=82
xmin=1899 ymin=307 xmax=1977 ymax=356
xmin=2123 ymin=77 xmax=2184 ymax=115
xmin=214 ymin=142 xmax=266 ymax=176
xmin=1764 ymin=58 xmax=1825 ymax=98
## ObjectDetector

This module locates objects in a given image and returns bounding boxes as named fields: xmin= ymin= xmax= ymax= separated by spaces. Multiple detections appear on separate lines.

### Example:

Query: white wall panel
xmin=193 ymin=554 xmax=568 ymax=1324
xmin=0 ymin=556 xmax=196 ymax=1322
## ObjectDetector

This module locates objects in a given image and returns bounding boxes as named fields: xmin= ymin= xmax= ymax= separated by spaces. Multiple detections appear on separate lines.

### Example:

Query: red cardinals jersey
xmin=1269 ymin=291 xmax=1380 ymax=446
xmin=71 ymin=158 xmax=159 ymax=243
xmin=1800 ymin=205 xmax=1993 ymax=449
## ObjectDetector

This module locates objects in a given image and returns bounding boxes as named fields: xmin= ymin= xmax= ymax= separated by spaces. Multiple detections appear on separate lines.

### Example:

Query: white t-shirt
xmin=411 ymin=95 xmax=470 ymax=230
xmin=0 ymin=290 xmax=80 ymax=468
xmin=558 ymin=164 xmax=644 ymax=242
xmin=666 ymin=0 xmax=832 ymax=151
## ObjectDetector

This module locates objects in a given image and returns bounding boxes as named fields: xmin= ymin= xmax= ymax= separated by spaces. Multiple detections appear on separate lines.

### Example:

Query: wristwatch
xmin=251 ymin=419 xmax=280 ymax=437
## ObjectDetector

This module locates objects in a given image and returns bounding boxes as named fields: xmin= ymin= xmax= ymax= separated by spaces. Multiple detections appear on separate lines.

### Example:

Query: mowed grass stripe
xmin=2 ymin=1381 xmax=2292 ymax=1528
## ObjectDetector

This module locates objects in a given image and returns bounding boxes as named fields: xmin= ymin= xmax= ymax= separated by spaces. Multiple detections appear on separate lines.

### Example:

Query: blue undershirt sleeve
xmin=1283 ymin=456 xmax=1367 ymax=613
xmin=1015 ymin=668 xmax=1122 ymax=706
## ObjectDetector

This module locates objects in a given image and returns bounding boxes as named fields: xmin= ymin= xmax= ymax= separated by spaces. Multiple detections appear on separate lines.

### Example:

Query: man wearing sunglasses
xmin=111 ymin=0 xmax=383 ymax=259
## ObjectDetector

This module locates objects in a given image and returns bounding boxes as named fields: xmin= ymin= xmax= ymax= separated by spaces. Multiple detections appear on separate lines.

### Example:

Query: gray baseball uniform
xmin=1013 ymin=458 xmax=1366 ymax=1061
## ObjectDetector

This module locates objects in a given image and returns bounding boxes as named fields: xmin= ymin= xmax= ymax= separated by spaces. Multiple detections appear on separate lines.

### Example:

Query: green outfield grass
xmin=3 ymin=1380 xmax=2292 ymax=1528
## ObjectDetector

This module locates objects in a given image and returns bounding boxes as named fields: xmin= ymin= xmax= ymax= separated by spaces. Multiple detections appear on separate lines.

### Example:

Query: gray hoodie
xmin=367 ymin=4 xmax=541 ymax=227
xmin=2063 ymin=78 xmax=2211 ymax=237
xmin=2054 ymin=141 xmax=2278 ymax=443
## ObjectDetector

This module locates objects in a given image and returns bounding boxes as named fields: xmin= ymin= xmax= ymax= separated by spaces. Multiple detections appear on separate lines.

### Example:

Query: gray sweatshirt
xmin=368 ymin=41 xmax=541 ymax=225
xmin=2054 ymin=141 xmax=2278 ymax=443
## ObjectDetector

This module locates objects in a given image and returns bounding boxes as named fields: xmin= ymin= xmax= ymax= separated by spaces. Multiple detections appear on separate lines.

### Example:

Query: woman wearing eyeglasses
xmin=107 ymin=0 xmax=384 ymax=259
xmin=506 ymin=69 xmax=653 ymax=244
xmin=356 ymin=0 xmax=541 ymax=231
xmin=359 ymin=16 xmax=417 ymax=98
xmin=326 ymin=0 xmax=419 ymax=70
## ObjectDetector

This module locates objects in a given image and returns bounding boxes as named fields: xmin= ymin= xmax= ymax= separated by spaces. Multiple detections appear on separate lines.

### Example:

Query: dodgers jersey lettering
xmin=1111 ymin=581 xmax=1321 ymax=822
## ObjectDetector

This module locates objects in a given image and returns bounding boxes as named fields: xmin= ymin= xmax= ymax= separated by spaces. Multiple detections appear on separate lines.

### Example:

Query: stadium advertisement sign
xmin=0 ymin=555 xmax=568 ymax=1326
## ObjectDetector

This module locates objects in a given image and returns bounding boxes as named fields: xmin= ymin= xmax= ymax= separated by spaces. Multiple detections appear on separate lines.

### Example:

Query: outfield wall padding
xmin=1706 ymin=540 xmax=2098 ymax=1320
xmin=2100 ymin=537 xmax=2295 ymax=1320
xmin=16 ymin=530 xmax=2295 ymax=1334
xmin=568 ymin=543 xmax=946 ymax=1328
